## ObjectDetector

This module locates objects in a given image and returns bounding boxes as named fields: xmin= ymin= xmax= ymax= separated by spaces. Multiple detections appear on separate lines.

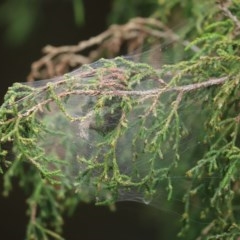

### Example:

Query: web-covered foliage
xmin=2 ymin=1 xmax=240 ymax=240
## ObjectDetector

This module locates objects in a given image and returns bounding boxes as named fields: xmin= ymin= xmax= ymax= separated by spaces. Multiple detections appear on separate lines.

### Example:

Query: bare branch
xmin=218 ymin=0 xmax=240 ymax=34
xmin=28 ymin=17 xmax=196 ymax=81
xmin=14 ymin=76 xmax=228 ymax=121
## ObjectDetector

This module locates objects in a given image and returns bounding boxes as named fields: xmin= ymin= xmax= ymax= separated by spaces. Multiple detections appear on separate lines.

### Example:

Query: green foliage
xmin=108 ymin=0 xmax=158 ymax=24
xmin=2 ymin=0 xmax=240 ymax=239
xmin=108 ymin=0 xmax=217 ymax=30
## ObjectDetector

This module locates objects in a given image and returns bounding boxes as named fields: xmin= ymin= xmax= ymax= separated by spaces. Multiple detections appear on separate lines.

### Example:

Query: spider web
xmin=9 ymin=42 xmax=217 ymax=226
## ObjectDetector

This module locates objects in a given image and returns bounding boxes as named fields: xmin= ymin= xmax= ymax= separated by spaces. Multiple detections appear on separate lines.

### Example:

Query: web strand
xmin=1 ymin=42 xmax=229 ymax=226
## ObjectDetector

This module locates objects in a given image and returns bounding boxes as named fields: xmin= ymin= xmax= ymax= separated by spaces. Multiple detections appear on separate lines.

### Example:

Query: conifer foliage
xmin=1 ymin=0 xmax=240 ymax=239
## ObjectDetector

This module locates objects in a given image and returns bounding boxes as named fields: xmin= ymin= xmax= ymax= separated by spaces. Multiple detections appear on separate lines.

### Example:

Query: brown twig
xmin=217 ymin=0 xmax=240 ymax=35
xmin=28 ymin=17 xmax=195 ymax=82
xmin=196 ymin=221 xmax=215 ymax=240
xmin=15 ymin=76 xmax=228 ymax=121
xmin=30 ymin=201 xmax=37 ymax=224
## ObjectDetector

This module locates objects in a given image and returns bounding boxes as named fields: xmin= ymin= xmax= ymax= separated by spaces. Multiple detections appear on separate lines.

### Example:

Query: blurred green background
xmin=0 ymin=0 xmax=179 ymax=239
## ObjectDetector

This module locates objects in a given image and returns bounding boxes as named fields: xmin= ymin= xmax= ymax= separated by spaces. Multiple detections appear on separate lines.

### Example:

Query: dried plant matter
xmin=28 ymin=17 xmax=190 ymax=81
